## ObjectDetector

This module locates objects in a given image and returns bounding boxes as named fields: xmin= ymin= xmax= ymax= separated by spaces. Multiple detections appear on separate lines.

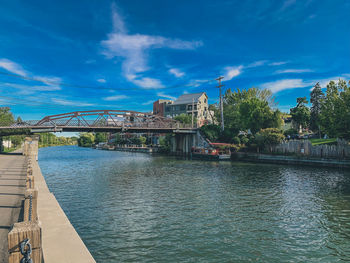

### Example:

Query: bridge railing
xmin=1 ymin=120 xmax=196 ymax=129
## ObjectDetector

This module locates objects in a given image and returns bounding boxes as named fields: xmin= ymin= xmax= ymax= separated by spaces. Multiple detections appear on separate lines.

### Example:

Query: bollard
xmin=24 ymin=188 xmax=38 ymax=222
xmin=8 ymin=221 xmax=42 ymax=263
xmin=27 ymin=166 xmax=33 ymax=176
xmin=26 ymin=175 xmax=35 ymax=189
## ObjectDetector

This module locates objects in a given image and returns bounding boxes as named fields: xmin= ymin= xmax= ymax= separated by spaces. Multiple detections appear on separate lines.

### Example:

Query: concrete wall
xmin=25 ymin=138 xmax=96 ymax=263
xmin=233 ymin=152 xmax=350 ymax=169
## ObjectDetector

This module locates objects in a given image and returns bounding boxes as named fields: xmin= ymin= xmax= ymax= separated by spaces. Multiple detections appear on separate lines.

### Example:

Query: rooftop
xmin=172 ymin=92 xmax=206 ymax=105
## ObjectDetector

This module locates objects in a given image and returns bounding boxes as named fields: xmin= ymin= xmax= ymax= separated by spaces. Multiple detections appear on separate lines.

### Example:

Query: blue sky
xmin=0 ymin=0 xmax=349 ymax=120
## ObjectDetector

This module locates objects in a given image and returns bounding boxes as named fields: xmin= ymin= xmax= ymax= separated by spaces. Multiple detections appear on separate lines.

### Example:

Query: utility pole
xmin=191 ymin=98 xmax=194 ymax=128
xmin=216 ymin=76 xmax=225 ymax=131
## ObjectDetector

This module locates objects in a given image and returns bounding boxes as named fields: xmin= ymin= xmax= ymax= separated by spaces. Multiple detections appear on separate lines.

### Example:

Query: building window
xmin=180 ymin=105 xmax=186 ymax=111
xmin=204 ymin=99 xmax=207 ymax=103
xmin=188 ymin=105 xmax=192 ymax=110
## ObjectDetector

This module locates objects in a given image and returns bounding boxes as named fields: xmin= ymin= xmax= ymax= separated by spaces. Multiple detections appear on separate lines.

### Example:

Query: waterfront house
xmin=163 ymin=92 xmax=212 ymax=127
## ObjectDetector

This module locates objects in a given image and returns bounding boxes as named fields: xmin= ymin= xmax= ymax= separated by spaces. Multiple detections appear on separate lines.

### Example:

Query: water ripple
xmin=39 ymin=146 xmax=350 ymax=263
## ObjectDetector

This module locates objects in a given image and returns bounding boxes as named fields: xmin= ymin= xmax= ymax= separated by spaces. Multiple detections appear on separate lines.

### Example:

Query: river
xmin=38 ymin=146 xmax=350 ymax=263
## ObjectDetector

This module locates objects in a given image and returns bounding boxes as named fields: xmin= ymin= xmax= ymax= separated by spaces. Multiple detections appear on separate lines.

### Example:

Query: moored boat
xmin=191 ymin=143 xmax=231 ymax=160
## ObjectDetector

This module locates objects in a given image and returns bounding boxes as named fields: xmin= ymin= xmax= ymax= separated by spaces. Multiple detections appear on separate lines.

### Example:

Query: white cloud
xmin=101 ymin=5 xmax=202 ymax=89
xmin=275 ymin=69 xmax=313 ymax=74
xmin=141 ymin=100 xmax=154 ymax=106
xmin=261 ymin=75 xmax=350 ymax=94
xmin=169 ymin=68 xmax=185 ymax=78
xmin=3 ymin=83 xmax=61 ymax=95
xmin=186 ymin=79 xmax=210 ymax=88
xmin=52 ymin=98 xmax=94 ymax=107
xmin=269 ymin=61 xmax=288 ymax=66
xmin=0 ymin=58 xmax=64 ymax=93
xmin=103 ymin=95 xmax=128 ymax=101
xmin=97 ymin=78 xmax=106 ymax=83
xmin=0 ymin=98 xmax=14 ymax=105
xmin=157 ymin=92 xmax=176 ymax=100
xmin=0 ymin=58 xmax=28 ymax=76
xmin=317 ymin=76 xmax=349 ymax=88
xmin=260 ymin=79 xmax=311 ymax=93
xmin=126 ymin=74 xmax=164 ymax=89
xmin=246 ymin=60 xmax=268 ymax=68
xmin=280 ymin=0 xmax=296 ymax=11
xmin=223 ymin=65 xmax=243 ymax=81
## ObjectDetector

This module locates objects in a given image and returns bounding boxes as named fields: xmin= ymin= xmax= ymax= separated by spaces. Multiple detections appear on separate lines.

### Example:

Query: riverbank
xmin=89 ymin=144 xmax=350 ymax=169
xmin=37 ymin=145 xmax=350 ymax=262
xmin=96 ymin=144 xmax=160 ymax=153
xmin=232 ymin=152 xmax=350 ymax=169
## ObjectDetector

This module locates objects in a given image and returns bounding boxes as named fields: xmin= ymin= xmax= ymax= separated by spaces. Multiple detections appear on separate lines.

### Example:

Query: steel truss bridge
xmin=0 ymin=110 xmax=197 ymax=134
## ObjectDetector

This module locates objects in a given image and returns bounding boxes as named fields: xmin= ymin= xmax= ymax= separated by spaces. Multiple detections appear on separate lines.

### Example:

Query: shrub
xmin=255 ymin=128 xmax=284 ymax=152
xmin=284 ymin=128 xmax=298 ymax=136
xmin=200 ymin=124 xmax=221 ymax=142
xmin=232 ymin=136 xmax=241 ymax=145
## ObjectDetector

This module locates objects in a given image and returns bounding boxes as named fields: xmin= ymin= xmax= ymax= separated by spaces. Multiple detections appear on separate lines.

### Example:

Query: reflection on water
xmin=39 ymin=146 xmax=350 ymax=262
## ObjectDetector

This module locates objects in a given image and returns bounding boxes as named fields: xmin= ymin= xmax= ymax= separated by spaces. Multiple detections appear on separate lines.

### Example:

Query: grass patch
xmin=309 ymin=138 xmax=337 ymax=146
xmin=3 ymin=147 xmax=17 ymax=153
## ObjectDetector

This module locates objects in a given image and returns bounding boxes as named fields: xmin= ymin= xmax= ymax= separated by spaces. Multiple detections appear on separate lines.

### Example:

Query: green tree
xmin=255 ymin=128 xmax=284 ymax=152
xmin=222 ymin=88 xmax=282 ymax=135
xmin=174 ymin=113 xmax=194 ymax=125
xmin=290 ymin=97 xmax=310 ymax=132
xmin=0 ymin=107 xmax=15 ymax=126
xmin=95 ymin=132 xmax=107 ymax=144
xmin=77 ymin=133 xmax=95 ymax=147
xmin=200 ymin=124 xmax=221 ymax=142
xmin=139 ymin=136 xmax=146 ymax=145
xmin=320 ymin=81 xmax=340 ymax=137
xmin=159 ymin=134 xmax=172 ymax=153
xmin=310 ymin=82 xmax=324 ymax=137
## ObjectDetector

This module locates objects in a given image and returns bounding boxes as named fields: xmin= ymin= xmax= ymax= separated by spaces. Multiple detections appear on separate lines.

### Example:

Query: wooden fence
xmin=8 ymin=137 xmax=42 ymax=263
xmin=272 ymin=139 xmax=350 ymax=159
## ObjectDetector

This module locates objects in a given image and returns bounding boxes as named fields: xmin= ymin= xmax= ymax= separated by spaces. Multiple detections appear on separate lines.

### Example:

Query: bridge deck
xmin=0 ymin=126 xmax=198 ymax=134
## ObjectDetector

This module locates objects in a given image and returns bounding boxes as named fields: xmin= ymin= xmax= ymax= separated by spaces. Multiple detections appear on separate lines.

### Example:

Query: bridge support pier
xmin=170 ymin=131 xmax=210 ymax=156
xmin=171 ymin=133 xmax=197 ymax=156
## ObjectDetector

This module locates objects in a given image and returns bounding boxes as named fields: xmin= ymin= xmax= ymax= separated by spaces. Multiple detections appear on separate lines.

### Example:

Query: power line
xmin=0 ymin=71 xmax=215 ymax=92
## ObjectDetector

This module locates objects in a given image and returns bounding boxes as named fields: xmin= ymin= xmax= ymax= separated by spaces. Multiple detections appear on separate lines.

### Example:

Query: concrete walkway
xmin=0 ymin=152 xmax=26 ymax=263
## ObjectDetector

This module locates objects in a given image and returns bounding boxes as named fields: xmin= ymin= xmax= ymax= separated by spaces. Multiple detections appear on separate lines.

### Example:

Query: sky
xmin=0 ymin=0 xmax=349 ymax=120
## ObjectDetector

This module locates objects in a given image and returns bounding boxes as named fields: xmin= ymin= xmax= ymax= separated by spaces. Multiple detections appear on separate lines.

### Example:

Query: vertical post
xmin=191 ymin=98 xmax=194 ymax=128
xmin=8 ymin=221 xmax=42 ymax=263
xmin=216 ymin=76 xmax=225 ymax=131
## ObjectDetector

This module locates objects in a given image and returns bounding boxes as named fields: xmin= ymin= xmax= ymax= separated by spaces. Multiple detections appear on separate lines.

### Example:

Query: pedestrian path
xmin=0 ymin=152 xmax=26 ymax=263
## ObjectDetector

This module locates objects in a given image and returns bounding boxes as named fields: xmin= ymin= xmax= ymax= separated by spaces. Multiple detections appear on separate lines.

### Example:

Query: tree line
xmin=199 ymin=79 xmax=350 ymax=151
xmin=0 ymin=107 xmax=77 ymax=151
xmin=290 ymin=80 xmax=350 ymax=139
